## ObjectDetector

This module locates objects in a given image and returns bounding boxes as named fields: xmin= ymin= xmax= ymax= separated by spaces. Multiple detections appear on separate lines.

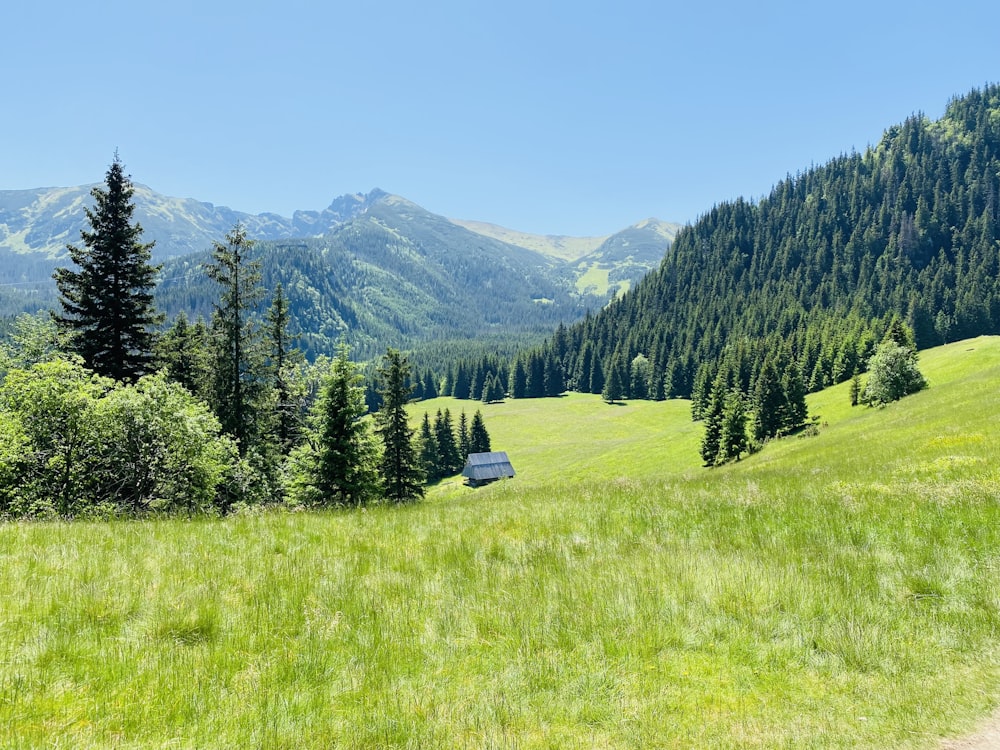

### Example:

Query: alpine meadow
xmin=2 ymin=85 xmax=1000 ymax=747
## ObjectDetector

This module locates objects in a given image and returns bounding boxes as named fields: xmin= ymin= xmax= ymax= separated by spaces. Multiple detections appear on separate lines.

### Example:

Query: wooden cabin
xmin=462 ymin=451 xmax=515 ymax=487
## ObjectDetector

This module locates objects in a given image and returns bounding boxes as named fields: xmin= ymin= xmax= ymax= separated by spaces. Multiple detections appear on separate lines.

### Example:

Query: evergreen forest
xmin=499 ymin=86 xmax=1000 ymax=425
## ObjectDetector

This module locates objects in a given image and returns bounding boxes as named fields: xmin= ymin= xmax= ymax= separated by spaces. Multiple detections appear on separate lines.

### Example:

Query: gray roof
xmin=462 ymin=451 xmax=515 ymax=481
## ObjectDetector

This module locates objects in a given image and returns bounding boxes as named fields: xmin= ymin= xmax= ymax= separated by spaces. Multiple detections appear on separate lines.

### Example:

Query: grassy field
xmin=3 ymin=338 xmax=1000 ymax=747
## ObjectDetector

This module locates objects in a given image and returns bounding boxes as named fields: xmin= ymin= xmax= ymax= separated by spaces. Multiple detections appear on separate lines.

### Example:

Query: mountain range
xmin=0 ymin=183 xmax=679 ymax=357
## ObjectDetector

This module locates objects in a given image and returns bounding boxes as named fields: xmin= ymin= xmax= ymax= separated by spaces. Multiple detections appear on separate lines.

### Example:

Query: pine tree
xmin=418 ymin=412 xmax=439 ymax=482
xmin=375 ymin=348 xmax=424 ymax=503
xmin=53 ymin=153 xmax=162 ymax=382
xmin=602 ymin=362 xmax=623 ymax=404
xmin=719 ymin=389 xmax=749 ymax=462
xmin=481 ymin=373 xmax=496 ymax=403
xmin=779 ymin=361 xmax=808 ymax=434
xmin=458 ymin=410 xmax=471 ymax=459
xmin=543 ymin=353 xmax=565 ymax=397
xmin=752 ymin=358 xmax=784 ymax=441
xmin=700 ymin=376 xmax=726 ymax=466
xmin=509 ymin=358 xmax=528 ymax=399
xmin=422 ymin=370 xmax=439 ymax=400
xmin=266 ymin=283 xmax=305 ymax=455
xmin=155 ymin=312 xmax=212 ymax=401
xmin=434 ymin=408 xmax=461 ymax=475
xmin=589 ymin=356 xmax=605 ymax=395
xmin=287 ymin=343 xmax=379 ymax=507
xmin=469 ymin=410 xmax=491 ymax=454
xmin=203 ymin=223 xmax=268 ymax=456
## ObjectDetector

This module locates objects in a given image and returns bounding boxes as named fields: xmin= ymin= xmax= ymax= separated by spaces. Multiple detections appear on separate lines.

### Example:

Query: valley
xmin=2 ymin=338 xmax=999 ymax=747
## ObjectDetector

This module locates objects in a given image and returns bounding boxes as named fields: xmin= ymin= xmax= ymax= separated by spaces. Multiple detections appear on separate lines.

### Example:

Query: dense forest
xmin=497 ymin=86 xmax=1000 ymax=409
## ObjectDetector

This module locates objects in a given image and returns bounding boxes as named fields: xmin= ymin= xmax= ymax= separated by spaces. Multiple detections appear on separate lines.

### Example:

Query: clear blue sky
xmin=3 ymin=1 xmax=999 ymax=236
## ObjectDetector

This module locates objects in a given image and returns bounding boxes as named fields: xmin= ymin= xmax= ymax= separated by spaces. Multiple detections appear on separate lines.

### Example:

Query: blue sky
xmin=3 ymin=1 xmax=999 ymax=236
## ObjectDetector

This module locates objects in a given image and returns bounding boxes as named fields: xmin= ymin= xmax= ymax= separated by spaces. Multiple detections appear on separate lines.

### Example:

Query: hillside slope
xmin=539 ymin=85 xmax=1000 ymax=402
xmin=5 ymin=338 xmax=1000 ymax=748
xmin=154 ymin=196 xmax=607 ymax=359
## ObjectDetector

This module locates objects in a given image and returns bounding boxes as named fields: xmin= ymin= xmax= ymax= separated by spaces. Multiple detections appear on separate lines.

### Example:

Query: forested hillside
xmin=155 ymin=196 xmax=600 ymax=360
xmin=530 ymin=85 xmax=1000 ymax=403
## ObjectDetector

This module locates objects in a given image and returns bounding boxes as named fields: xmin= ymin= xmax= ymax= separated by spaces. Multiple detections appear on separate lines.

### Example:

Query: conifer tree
xmin=752 ymin=358 xmax=784 ymax=441
xmin=509 ymin=359 xmax=528 ymax=399
xmin=53 ymin=153 xmax=162 ymax=382
xmin=602 ymin=362 xmax=623 ymax=404
xmin=469 ymin=410 xmax=491 ymax=454
xmin=418 ymin=412 xmax=439 ymax=482
xmin=434 ymin=408 xmax=461 ymax=475
xmin=779 ymin=361 xmax=808 ymax=434
xmin=266 ymin=283 xmax=305 ymax=454
xmin=422 ymin=370 xmax=439 ymax=400
xmin=719 ymin=389 xmax=749 ymax=462
xmin=458 ymin=410 xmax=471 ymax=459
xmin=203 ymin=223 xmax=267 ymax=456
xmin=589 ymin=356 xmax=605 ymax=395
xmin=375 ymin=348 xmax=424 ymax=503
xmin=286 ymin=344 xmax=379 ymax=507
xmin=155 ymin=312 xmax=213 ymax=401
xmin=700 ymin=376 xmax=727 ymax=466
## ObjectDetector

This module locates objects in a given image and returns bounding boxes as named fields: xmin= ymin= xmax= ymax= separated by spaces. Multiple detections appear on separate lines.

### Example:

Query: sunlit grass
xmin=2 ymin=338 xmax=1000 ymax=747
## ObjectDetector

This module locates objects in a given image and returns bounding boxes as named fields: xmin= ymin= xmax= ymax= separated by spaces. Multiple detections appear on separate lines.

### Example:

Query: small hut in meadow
xmin=462 ymin=451 xmax=515 ymax=487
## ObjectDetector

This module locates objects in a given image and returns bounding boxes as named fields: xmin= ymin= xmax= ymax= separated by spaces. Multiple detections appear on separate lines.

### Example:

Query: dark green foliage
xmin=509 ymin=359 xmax=527 ymax=399
xmin=779 ymin=362 xmax=809 ymax=433
xmin=469 ymin=410 xmax=491 ymax=455
xmin=285 ymin=344 xmax=378 ymax=507
xmin=458 ymin=410 xmax=471 ymax=459
xmin=53 ymin=154 xmax=162 ymax=382
xmin=419 ymin=412 xmax=439 ymax=482
xmin=203 ymin=224 xmax=268 ymax=456
xmin=375 ymin=349 xmax=424 ymax=503
xmin=266 ymin=284 xmax=306 ymax=455
xmin=522 ymin=85 xmax=1000 ymax=428
xmin=719 ymin=389 xmax=749 ymax=462
xmin=543 ymin=353 xmax=565 ymax=397
xmin=155 ymin=312 xmax=213 ymax=401
xmin=849 ymin=372 xmax=862 ymax=407
xmin=700 ymin=379 xmax=726 ymax=466
xmin=434 ymin=408 xmax=462 ymax=476
xmin=602 ymin=363 xmax=624 ymax=404
xmin=752 ymin=359 xmax=784 ymax=442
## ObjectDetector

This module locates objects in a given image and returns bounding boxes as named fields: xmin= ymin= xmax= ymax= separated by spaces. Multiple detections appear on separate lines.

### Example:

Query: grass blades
xmin=2 ymin=338 xmax=1000 ymax=747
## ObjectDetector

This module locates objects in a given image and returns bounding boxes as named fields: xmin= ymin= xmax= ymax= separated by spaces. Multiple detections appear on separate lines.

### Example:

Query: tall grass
xmin=2 ymin=338 xmax=1000 ymax=747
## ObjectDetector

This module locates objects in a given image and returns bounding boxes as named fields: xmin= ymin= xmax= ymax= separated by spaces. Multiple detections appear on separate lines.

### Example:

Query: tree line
xmin=0 ymin=156 xmax=491 ymax=519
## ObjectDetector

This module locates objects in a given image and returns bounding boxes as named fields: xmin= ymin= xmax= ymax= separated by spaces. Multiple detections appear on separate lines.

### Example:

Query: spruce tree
xmin=54 ymin=153 xmax=162 ymax=382
xmin=419 ymin=412 xmax=439 ymax=482
xmin=752 ymin=358 xmax=784 ymax=441
xmin=286 ymin=343 xmax=379 ymax=507
xmin=266 ymin=283 xmax=305 ymax=455
xmin=458 ymin=410 xmax=471 ymax=459
xmin=434 ymin=408 xmax=461 ymax=475
xmin=509 ymin=359 xmax=528 ymax=399
xmin=469 ymin=410 xmax=491 ymax=454
xmin=779 ymin=361 xmax=808 ymax=434
xmin=602 ymin=362 xmax=623 ymax=404
xmin=375 ymin=348 xmax=424 ymax=503
xmin=155 ymin=312 xmax=213 ymax=401
xmin=700 ymin=377 xmax=726 ymax=466
xmin=719 ymin=389 xmax=749 ymax=462
xmin=203 ymin=223 xmax=267 ymax=456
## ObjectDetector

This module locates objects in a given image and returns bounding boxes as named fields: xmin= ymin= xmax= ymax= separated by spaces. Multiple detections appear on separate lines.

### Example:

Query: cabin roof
xmin=462 ymin=451 xmax=515 ymax=481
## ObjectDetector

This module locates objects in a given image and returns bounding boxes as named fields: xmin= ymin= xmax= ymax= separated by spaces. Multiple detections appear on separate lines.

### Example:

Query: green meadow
xmin=3 ymin=338 xmax=1000 ymax=747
